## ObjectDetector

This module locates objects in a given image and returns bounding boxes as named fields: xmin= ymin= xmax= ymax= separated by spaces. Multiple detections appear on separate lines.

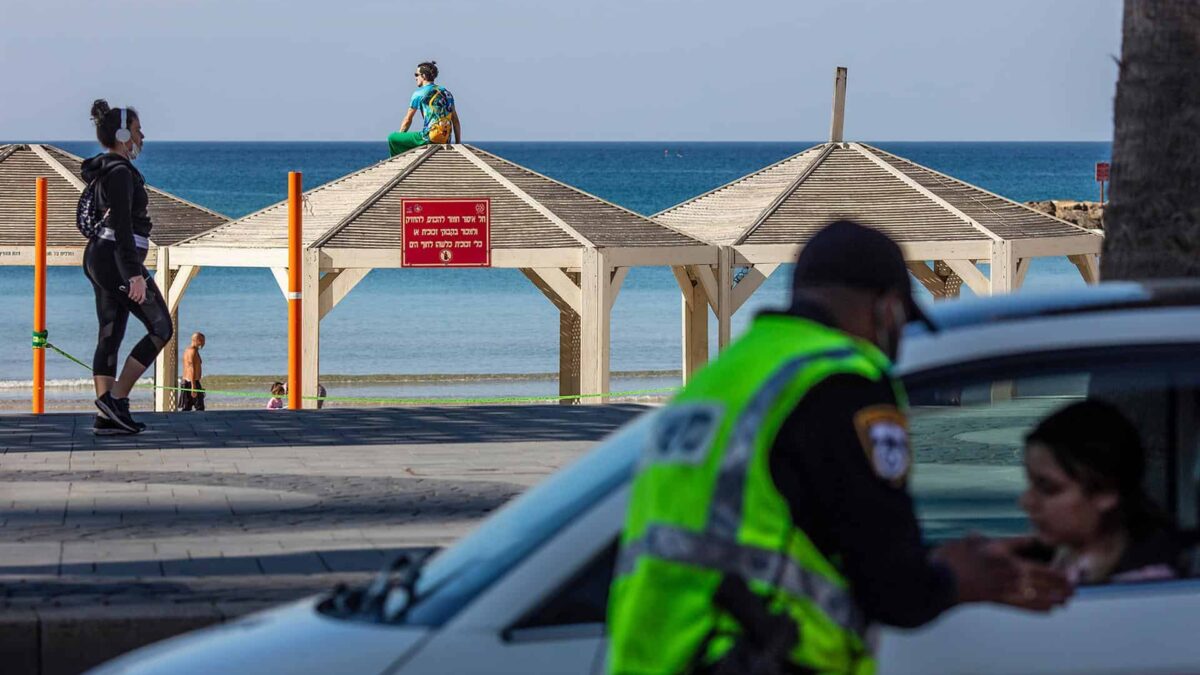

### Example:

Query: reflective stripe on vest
xmin=707 ymin=347 xmax=856 ymax=540
xmin=615 ymin=524 xmax=865 ymax=634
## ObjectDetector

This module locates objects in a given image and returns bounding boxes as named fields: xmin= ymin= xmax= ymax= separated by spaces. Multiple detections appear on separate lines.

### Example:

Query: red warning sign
xmin=401 ymin=198 xmax=491 ymax=267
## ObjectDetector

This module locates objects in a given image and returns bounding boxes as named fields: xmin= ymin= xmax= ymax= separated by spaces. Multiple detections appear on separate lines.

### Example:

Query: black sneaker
xmin=95 ymin=392 xmax=139 ymax=433
xmin=93 ymin=413 xmax=144 ymax=435
xmin=93 ymin=414 xmax=135 ymax=436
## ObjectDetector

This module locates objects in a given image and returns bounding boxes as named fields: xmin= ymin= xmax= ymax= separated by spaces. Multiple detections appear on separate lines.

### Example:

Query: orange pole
xmin=33 ymin=178 xmax=47 ymax=414
xmin=287 ymin=172 xmax=302 ymax=410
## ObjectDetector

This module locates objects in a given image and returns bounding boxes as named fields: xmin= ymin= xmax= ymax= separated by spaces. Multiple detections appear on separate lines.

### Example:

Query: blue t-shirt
xmin=409 ymin=84 xmax=455 ymax=140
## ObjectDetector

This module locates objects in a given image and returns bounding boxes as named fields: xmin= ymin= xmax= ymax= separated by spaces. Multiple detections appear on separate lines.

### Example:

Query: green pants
xmin=388 ymin=131 xmax=428 ymax=156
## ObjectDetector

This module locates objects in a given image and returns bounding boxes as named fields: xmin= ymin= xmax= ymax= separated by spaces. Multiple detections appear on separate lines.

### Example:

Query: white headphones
xmin=114 ymin=108 xmax=131 ymax=144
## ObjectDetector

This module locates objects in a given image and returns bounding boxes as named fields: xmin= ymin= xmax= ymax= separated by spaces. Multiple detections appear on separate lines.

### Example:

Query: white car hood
xmin=88 ymin=597 xmax=429 ymax=675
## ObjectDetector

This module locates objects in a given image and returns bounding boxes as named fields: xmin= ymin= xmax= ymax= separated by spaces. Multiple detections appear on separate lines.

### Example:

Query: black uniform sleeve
xmin=768 ymin=373 xmax=957 ymax=628
xmin=102 ymin=165 xmax=142 ymax=283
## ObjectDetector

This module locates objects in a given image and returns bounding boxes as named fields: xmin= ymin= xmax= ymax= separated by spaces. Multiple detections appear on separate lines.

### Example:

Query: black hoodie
xmin=81 ymin=152 xmax=152 ymax=282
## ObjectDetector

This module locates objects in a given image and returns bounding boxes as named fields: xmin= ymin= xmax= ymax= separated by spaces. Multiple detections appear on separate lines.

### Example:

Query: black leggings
xmin=83 ymin=240 xmax=173 ymax=378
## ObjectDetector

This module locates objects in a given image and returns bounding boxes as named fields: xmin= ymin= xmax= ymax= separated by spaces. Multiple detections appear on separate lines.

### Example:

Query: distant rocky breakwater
xmin=1025 ymin=199 xmax=1104 ymax=230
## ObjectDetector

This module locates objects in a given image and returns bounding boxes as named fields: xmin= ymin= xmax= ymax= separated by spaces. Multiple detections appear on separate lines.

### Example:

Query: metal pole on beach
xmin=32 ymin=178 xmax=47 ymax=414
xmin=287 ymin=172 xmax=302 ymax=410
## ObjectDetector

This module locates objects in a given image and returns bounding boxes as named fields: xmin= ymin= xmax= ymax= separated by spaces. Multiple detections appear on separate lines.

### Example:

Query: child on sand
xmin=266 ymin=382 xmax=285 ymax=410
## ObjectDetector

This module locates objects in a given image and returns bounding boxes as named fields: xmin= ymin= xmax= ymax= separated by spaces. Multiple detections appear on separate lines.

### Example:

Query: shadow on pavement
xmin=1 ymin=404 xmax=650 ymax=453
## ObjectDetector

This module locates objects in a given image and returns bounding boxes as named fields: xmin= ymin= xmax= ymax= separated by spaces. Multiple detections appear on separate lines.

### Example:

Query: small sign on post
xmin=401 ymin=198 xmax=491 ymax=267
xmin=1095 ymin=161 xmax=1110 ymax=203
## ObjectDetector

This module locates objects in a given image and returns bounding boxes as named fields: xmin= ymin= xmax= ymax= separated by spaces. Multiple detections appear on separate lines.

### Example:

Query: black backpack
xmin=76 ymin=177 xmax=109 ymax=240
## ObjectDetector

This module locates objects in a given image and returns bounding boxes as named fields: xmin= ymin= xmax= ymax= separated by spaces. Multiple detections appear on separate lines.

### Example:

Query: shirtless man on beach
xmin=180 ymin=332 xmax=205 ymax=411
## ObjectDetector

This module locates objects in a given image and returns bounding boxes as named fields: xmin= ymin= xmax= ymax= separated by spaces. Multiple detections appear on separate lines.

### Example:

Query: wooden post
xmin=989 ymin=240 xmax=1015 ymax=295
xmin=678 ymin=268 xmax=709 ymax=384
xmin=32 ymin=177 xmax=46 ymax=415
xmin=153 ymin=247 xmax=178 ymax=412
xmin=580 ymin=248 xmax=611 ymax=404
xmin=716 ymin=247 xmax=733 ymax=350
xmin=301 ymin=249 xmax=321 ymax=409
xmin=287 ymin=172 xmax=302 ymax=410
xmin=560 ymin=271 xmax=581 ymax=404
xmin=829 ymin=66 xmax=848 ymax=144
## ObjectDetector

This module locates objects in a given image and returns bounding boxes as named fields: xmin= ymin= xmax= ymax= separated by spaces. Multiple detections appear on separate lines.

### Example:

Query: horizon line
xmin=4 ymin=138 xmax=1114 ymax=145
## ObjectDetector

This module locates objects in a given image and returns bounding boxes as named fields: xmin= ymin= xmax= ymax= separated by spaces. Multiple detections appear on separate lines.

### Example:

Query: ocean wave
xmin=0 ymin=371 xmax=680 ymax=390
xmin=0 ymin=377 xmax=153 ymax=390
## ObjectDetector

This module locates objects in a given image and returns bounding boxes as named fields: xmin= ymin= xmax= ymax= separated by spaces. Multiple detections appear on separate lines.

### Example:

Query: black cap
xmin=791 ymin=220 xmax=935 ymax=330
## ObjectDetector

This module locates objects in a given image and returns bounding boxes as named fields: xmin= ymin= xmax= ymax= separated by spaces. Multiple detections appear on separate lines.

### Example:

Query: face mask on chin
xmin=127 ymin=140 xmax=142 ymax=160
xmin=872 ymin=298 xmax=905 ymax=362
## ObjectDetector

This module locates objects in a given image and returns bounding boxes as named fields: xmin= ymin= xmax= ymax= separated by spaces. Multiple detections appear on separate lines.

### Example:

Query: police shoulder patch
xmin=853 ymin=405 xmax=911 ymax=486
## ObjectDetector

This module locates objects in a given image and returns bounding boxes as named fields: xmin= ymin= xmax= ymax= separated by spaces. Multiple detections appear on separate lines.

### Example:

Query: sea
xmin=0 ymin=141 xmax=1111 ymax=407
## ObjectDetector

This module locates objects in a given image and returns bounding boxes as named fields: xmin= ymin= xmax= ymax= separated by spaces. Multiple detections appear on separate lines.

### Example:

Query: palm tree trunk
xmin=1101 ymin=0 xmax=1200 ymax=279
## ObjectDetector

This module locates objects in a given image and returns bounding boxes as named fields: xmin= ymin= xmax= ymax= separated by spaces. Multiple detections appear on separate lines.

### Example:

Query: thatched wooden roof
xmin=178 ymin=144 xmax=706 ymax=253
xmin=655 ymin=142 xmax=1101 ymax=249
xmin=0 ymin=144 xmax=227 ymax=260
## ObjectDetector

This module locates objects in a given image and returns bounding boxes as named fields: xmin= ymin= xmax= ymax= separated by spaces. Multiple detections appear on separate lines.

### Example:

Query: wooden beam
xmin=674 ymin=266 xmax=709 ymax=384
xmin=1014 ymin=258 xmax=1032 ymax=289
xmin=716 ymin=247 xmax=733 ymax=350
xmin=168 ymin=246 xmax=288 ymax=268
xmin=906 ymin=261 xmax=947 ymax=297
xmin=933 ymin=261 xmax=964 ymax=298
xmin=671 ymin=265 xmax=694 ymax=308
xmin=153 ymin=248 xmax=177 ymax=412
xmin=942 ymin=259 xmax=991 ymax=296
xmin=525 ymin=267 xmax=582 ymax=314
xmin=829 ymin=66 xmax=848 ymax=143
xmin=580 ymin=249 xmax=611 ymax=404
xmin=1011 ymin=235 xmax=1104 ymax=259
xmin=301 ymin=249 xmax=321 ymax=409
xmin=1068 ymin=253 xmax=1101 ymax=284
xmin=693 ymin=264 xmax=720 ymax=313
xmin=318 ymin=268 xmax=371 ymax=320
xmin=270 ymin=267 xmax=290 ymax=299
xmin=733 ymin=240 xmax=993 ymax=265
xmin=608 ymin=267 xmax=629 ymax=313
xmin=604 ymin=245 xmax=718 ymax=267
xmin=321 ymin=246 xmax=583 ymax=270
xmin=166 ymin=265 xmax=199 ymax=314
xmin=731 ymin=263 xmax=779 ymax=313
xmin=559 ymin=290 xmax=581 ymax=404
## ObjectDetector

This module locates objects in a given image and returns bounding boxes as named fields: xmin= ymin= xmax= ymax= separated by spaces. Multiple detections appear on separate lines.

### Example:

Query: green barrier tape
xmin=40 ymin=339 xmax=678 ymax=405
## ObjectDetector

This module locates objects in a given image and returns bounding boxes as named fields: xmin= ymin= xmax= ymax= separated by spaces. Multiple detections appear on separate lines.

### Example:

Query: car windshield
xmin=386 ymin=411 xmax=652 ymax=626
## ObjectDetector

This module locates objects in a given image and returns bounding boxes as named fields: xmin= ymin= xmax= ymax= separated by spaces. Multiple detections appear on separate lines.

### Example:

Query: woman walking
xmin=82 ymin=99 xmax=173 ymax=434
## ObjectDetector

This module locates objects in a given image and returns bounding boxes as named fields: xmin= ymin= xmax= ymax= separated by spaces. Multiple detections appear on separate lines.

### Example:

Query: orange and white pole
xmin=287 ymin=172 xmax=302 ymax=410
xmin=32 ymin=178 xmax=47 ymax=414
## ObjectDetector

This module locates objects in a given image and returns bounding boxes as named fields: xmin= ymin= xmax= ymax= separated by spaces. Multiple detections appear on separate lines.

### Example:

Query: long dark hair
xmin=90 ymin=99 xmax=138 ymax=149
xmin=1026 ymin=399 xmax=1168 ymax=537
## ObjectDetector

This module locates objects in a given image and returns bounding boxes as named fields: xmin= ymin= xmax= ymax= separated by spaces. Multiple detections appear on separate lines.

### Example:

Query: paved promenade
xmin=0 ymin=404 xmax=647 ymax=674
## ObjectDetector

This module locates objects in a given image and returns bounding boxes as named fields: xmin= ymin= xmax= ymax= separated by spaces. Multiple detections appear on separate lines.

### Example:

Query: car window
xmin=396 ymin=414 xmax=650 ymax=627
xmin=905 ymin=348 xmax=1200 ymax=544
xmin=509 ymin=540 xmax=618 ymax=631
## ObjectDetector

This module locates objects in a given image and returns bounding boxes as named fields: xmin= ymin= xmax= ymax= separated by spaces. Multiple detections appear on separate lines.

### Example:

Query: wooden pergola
xmin=655 ymin=68 xmax=1105 ymax=378
xmin=0 ymin=143 xmax=229 ymax=398
xmin=160 ymin=143 xmax=715 ymax=409
xmin=0 ymin=143 xmax=228 ymax=267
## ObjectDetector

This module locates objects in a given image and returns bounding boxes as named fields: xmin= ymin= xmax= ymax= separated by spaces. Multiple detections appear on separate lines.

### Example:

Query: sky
xmin=1 ymin=0 xmax=1123 ymax=142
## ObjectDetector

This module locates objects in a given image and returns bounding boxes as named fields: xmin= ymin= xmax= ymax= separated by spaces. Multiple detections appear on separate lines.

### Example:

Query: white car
xmin=93 ymin=281 xmax=1200 ymax=675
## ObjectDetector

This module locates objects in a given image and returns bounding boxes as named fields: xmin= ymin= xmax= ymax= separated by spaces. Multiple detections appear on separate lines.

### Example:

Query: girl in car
xmin=1020 ymin=399 xmax=1182 ymax=585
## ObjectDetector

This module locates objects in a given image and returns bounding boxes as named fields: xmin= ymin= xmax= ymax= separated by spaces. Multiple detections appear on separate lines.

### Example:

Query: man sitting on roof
xmin=388 ymin=61 xmax=461 ymax=156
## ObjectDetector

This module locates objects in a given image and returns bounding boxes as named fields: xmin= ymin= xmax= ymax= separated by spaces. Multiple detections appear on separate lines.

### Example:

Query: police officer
xmin=607 ymin=221 xmax=1070 ymax=674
